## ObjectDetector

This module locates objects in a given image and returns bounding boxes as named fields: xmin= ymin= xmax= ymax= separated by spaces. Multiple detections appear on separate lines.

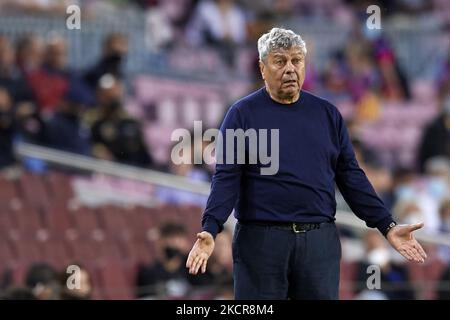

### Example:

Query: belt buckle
xmin=292 ymin=223 xmax=306 ymax=233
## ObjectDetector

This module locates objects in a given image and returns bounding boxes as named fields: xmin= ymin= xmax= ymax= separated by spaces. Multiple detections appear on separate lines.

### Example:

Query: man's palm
xmin=186 ymin=231 xmax=215 ymax=275
xmin=386 ymin=223 xmax=427 ymax=263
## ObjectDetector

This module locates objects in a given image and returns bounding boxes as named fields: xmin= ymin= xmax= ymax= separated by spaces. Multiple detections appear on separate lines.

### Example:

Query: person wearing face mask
xmin=393 ymin=200 xmax=424 ymax=226
xmin=88 ymin=74 xmax=153 ymax=167
xmin=424 ymin=157 xmax=450 ymax=202
xmin=45 ymin=80 xmax=93 ymax=155
xmin=390 ymin=167 xmax=440 ymax=232
xmin=84 ymin=33 xmax=128 ymax=91
xmin=135 ymin=222 xmax=193 ymax=299
xmin=354 ymin=230 xmax=415 ymax=300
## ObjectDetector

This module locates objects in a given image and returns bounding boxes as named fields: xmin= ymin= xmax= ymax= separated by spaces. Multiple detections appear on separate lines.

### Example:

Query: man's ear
xmin=259 ymin=60 xmax=265 ymax=80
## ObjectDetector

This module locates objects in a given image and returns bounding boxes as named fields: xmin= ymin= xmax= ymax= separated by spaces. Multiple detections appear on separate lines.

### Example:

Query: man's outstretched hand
xmin=186 ymin=231 xmax=215 ymax=275
xmin=386 ymin=222 xmax=427 ymax=263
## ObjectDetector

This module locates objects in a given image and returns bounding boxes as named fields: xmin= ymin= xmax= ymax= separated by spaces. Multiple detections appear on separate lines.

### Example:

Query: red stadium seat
xmin=97 ymin=259 xmax=134 ymax=300
xmin=339 ymin=261 xmax=358 ymax=300
xmin=0 ymin=176 xmax=19 ymax=205
xmin=19 ymin=172 xmax=52 ymax=211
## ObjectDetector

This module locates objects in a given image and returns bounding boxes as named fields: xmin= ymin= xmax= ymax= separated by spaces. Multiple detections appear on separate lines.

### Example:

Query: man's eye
xmin=275 ymin=60 xmax=283 ymax=65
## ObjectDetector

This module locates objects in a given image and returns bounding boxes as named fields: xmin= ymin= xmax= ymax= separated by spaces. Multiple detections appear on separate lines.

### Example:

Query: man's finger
xmin=413 ymin=242 xmax=427 ymax=260
xmin=191 ymin=254 xmax=204 ymax=274
xmin=408 ymin=222 xmax=424 ymax=232
xmin=400 ymin=248 xmax=413 ymax=261
xmin=190 ymin=257 xmax=200 ymax=274
xmin=189 ymin=255 xmax=200 ymax=274
xmin=193 ymin=257 xmax=205 ymax=274
xmin=406 ymin=247 xmax=423 ymax=263
xmin=410 ymin=243 xmax=425 ymax=262
xmin=186 ymin=253 xmax=194 ymax=268
xmin=405 ymin=248 xmax=417 ymax=261
xmin=201 ymin=259 xmax=207 ymax=274
xmin=408 ymin=247 xmax=424 ymax=263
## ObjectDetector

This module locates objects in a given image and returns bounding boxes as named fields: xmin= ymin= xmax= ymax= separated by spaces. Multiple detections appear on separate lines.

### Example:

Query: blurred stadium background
xmin=0 ymin=0 xmax=449 ymax=300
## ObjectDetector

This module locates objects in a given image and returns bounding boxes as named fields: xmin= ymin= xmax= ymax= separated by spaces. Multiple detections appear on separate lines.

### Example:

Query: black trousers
xmin=232 ymin=221 xmax=341 ymax=300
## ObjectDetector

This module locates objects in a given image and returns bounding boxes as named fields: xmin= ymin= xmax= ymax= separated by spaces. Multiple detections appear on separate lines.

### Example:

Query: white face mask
xmin=402 ymin=211 xmax=422 ymax=225
xmin=427 ymin=177 xmax=448 ymax=200
xmin=395 ymin=185 xmax=415 ymax=200
xmin=367 ymin=248 xmax=390 ymax=267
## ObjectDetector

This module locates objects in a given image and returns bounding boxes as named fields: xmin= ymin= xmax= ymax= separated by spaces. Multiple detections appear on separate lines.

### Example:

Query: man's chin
xmin=279 ymin=87 xmax=299 ymax=99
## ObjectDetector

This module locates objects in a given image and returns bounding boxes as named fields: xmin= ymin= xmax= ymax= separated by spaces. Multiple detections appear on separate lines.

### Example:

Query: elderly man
xmin=186 ymin=27 xmax=427 ymax=299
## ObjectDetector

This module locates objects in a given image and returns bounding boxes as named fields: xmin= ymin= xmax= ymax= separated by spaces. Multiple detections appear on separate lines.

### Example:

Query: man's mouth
xmin=283 ymin=80 xmax=297 ymax=86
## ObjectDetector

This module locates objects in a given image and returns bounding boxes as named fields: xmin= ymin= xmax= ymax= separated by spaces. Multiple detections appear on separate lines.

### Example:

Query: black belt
xmin=239 ymin=220 xmax=322 ymax=233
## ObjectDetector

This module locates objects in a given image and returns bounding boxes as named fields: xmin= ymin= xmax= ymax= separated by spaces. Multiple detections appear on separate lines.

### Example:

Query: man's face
xmin=46 ymin=40 xmax=67 ymax=70
xmin=260 ymin=47 xmax=305 ymax=102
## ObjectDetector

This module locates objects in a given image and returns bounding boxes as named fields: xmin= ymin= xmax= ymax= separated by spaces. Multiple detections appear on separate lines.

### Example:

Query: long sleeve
xmin=202 ymin=105 xmax=244 ymax=238
xmin=334 ymin=111 xmax=395 ymax=235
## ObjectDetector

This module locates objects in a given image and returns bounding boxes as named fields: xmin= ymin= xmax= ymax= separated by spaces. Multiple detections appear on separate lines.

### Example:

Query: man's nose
xmin=285 ymin=61 xmax=295 ymax=73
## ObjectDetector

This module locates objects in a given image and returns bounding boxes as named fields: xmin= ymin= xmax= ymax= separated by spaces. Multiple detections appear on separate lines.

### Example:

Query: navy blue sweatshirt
xmin=202 ymin=88 xmax=394 ymax=238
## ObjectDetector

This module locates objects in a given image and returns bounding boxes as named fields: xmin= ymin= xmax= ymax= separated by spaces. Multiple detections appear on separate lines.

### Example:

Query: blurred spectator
xmin=135 ymin=222 xmax=192 ymax=299
xmin=157 ymin=133 xmax=210 ymax=206
xmin=60 ymin=264 xmax=93 ymax=300
xmin=1 ymin=287 xmax=36 ymax=300
xmin=44 ymin=83 xmax=92 ymax=155
xmin=27 ymin=35 xmax=91 ymax=115
xmin=354 ymin=230 xmax=415 ymax=300
xmin=390 ymin=167 xmax=440 ymax=232
xmin=439 ymin=199 xmax=450 ymax=233
xmin=26 ymin=35 xmax=69 ymax=113
xmin=15 ymin=34 xmax=44 ymax=74
xmin=0 ymin=36 xmax=35 ymax=104
xmin=437 ymin=265 xmax=450 ymax=300
xmin=140 ymin=0 xmax=196 ymax=51
xmin=14 ymin=101 xmax=47 ymax=145
xmin=84 ymin=33 xmax=128 ymax=90
xmin=186 ymin=0 xmax=247 ymax=66
xmin=0 ymin=87 xmax=15 ymax=168
xmin=423 ymin=157 xmax=450 ymax=202
xmin=0 ymin=0 xmax=71 ymax=15
xmin=25 ymin=263 xmax=61 ymax=300
xmin=393 ymin=199 xmax=424 ymax=225
xmin=87 ymin=75 xmax=153 ymax=167
xmin=372 ymin=37 xmax=411 ymax=101
xmin=239 ymin=0 xmax=277 ymax=18
xmin=417 ymin=92 xmax=450 ymax=172
xmin=318 ymin=51 xmax=352 ymax=103
xmin=437 ymin=199 xmax=450 ymax=262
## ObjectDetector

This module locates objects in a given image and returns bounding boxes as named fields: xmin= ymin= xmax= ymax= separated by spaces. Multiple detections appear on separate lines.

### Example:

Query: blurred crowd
xmin=0 ymin=221 xmax=233 ymax=300
xmin=1 ymin=0 xmax=449 ymax=225
xmin=0 ymin=32 xmax=156 ymax=169
xmin=0 ymin=0 xmax=449 ymax=300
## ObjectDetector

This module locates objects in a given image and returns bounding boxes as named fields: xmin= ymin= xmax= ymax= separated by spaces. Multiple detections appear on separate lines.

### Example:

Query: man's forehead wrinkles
xmin=270 ymin=50 xmax=303 ymax=58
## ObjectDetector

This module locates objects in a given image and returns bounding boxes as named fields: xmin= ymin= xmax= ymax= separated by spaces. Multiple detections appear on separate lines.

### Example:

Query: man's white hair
xmin=257 ymin=27 xmax=307 ymax=62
